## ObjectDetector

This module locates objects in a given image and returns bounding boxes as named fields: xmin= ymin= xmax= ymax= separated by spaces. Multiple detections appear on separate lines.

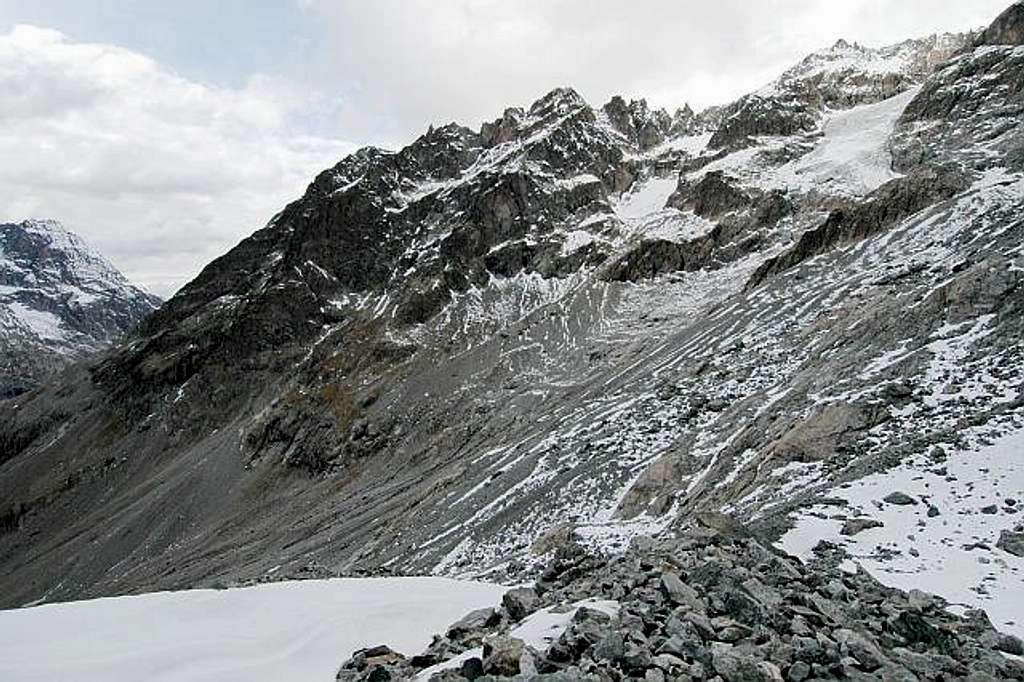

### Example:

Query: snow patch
xmin=0 ymin=577 xmax=506 ymax=682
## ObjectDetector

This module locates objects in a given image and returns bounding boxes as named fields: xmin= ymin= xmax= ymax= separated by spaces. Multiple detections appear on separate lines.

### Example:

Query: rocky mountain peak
xmin=527 ymin=86 xmax=587 ymax=119
xmin=0 ymin=218 xmax=160 ymax=397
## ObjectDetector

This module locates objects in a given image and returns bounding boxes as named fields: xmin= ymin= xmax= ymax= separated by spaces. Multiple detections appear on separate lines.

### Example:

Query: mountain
xmin=1 ymin=4 xmax=1022 ymax=638
xmin=0 ymin=219 xmax=160 ymax=398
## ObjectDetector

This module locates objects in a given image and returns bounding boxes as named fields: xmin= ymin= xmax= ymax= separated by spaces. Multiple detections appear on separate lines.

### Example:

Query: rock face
xmin=0 ymin=219 xmax=160 ymax=397
xmin=1 ymin=5 xmax=1023 ymax=615
xmin=980 ymin=1 xmax=1024 ymax=45
xmin=336 ymin=522 xmax=1024 ymax=681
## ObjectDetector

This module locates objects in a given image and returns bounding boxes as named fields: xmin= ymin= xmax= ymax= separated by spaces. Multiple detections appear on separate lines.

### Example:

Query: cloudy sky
xmin=0 ymin=0 xmax=1008 ymax=296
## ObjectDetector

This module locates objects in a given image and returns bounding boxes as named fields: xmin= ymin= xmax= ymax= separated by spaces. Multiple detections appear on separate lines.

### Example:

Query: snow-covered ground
xmin=0 ymin=577 xmax=506 ymax=682
xmin=779 ymin=428 xmax=1024 ymax=638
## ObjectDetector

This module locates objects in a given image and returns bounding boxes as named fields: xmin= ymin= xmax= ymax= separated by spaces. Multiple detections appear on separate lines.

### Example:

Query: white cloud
xmin=301 ymin=0 xmax=1008 ymax=144
xmin=0 ymin=24 xmax=355 ymax=297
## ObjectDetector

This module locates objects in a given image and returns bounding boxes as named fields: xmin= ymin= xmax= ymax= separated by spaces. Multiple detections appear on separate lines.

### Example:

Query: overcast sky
xmin=0 ymin=0 xmax=1008 ymax=296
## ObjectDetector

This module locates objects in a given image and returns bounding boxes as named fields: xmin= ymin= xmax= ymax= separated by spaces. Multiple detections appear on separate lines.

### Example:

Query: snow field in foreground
xmin=0 ymin=577 xmax=507 ymax=682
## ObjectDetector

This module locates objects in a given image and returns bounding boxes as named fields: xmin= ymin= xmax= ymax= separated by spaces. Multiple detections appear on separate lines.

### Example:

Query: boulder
xmin=997 ymin=530 xmax=1024 ymax=557
xmin=841 ymin=517 xmax=884 ymax=536
xmin=482 ymin=636 xmax=528 ymax=677
xmin=502 ymin=587 xmax=540 ymax=622
xmin=884 ymin=492 xmax=916 ymax=505
xmin=980 ymin=2 xmax=1024 ymax=45
xmin=659 ymin=572 xmax=704 ymax=610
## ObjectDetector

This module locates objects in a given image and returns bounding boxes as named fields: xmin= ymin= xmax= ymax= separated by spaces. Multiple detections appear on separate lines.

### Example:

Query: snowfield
xmin=779 ymin=428 xmax=1024 ymax=639
xmin=0 ymin=577 xmax=507 ymax=682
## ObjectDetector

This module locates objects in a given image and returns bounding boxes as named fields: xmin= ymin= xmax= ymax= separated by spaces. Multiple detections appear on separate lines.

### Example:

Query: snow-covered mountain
xmin=0 ymin=219 xmax=160 ymax=397
xmin=1 ymin=3 xmax=1023 ymax=654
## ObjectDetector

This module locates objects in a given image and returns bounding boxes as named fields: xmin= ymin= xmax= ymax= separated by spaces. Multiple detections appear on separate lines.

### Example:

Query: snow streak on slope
xmin=0 ymin=578 xmax=506 ymax=682
xmin=779 ymin=427 xmax=1024 ymax=639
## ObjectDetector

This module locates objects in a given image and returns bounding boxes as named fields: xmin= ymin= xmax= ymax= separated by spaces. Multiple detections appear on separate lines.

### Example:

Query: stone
xmin=481 ymin=636 xmax=526 ymax=677
xmin=884 ymin=492 xmax=916 ymax=505
xmin=459 ymin=656 xmax=484 ymax=680
xmin=787 ymin=660 xmax=811 ymax=681
xmin=502 ymin=587 xmax=540 ymax=622
xmin=835 ymin=628 xmax=886 ymax=671
xmin=980 ymin=2 xmax=1024 ymax=45
xmin=996 ymin=530 xmax=1024 ymax=557
xmin=591 ymin=631 xmax=626 ymax=661
xmin=660 ymin=572 xmax=704 ymax=610
xmin=994 ymin=632 xmax=1024 ymax=656
xmin=907 ymin=589 xmax=934 ymax=611
xmin=447 ymin=607 xmax=500 ymax=639
xmin=841 ymin=517 xmax=884 ymax=536
xmin=712 ymin=649 xmax=767 ymax=681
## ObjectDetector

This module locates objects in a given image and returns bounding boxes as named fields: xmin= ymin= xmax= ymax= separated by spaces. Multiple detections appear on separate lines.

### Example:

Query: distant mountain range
xmin=0 ymin=219 xmax=160 ymax=397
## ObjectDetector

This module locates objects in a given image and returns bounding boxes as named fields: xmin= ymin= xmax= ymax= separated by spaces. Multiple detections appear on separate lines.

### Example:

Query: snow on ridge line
xmin=0 ymin=576 xmax=507 ymax=682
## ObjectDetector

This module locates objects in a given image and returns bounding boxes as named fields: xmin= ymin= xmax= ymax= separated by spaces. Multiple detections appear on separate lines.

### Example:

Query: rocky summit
xmin=0 ymin=219 xmax=160 ymax=398
xmin=1 ymin=3 xmax=1023 ymax=660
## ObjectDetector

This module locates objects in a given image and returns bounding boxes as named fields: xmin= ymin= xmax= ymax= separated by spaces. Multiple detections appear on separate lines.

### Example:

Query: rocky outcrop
xmin=708 ymin=90 xmax=820 ymax=151
xmin=336 ymin=523 xmax=1024 ymax=681
xmin=667 ymin=171 xmax=750 ymax=218
xmin=980 ymin=2 xmax=1024 ymax=45
xmin=746 ymin=165 xmax=967 ymax=288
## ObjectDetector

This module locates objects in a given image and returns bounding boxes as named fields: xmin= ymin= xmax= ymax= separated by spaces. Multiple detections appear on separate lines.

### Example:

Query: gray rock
xmin=997 ymin=530 xmax=1024 ymax=557
xmin=481 ymin=636 xmax=527 ymax=677
xmin=841 ymin=517 xmax=884 ymax=536
xmin=502 ymin=587 xmax=540 ymax=622
xmin=883 ymin=492 xmax=917 ymax=506
xmin=834 ymin=628 xmax=886 ymax=671
xmin=660 ymin=572 xmax=704 ymax=611
xmin=591 ymin=631 xmax=625 ymax=661
xmin=712 ymin=649 xmax=768 ymax=681
xmin=447 ymin=607 xmax=500 ymax=640
xmin=786 ymin=660 xmax=811 ymax=681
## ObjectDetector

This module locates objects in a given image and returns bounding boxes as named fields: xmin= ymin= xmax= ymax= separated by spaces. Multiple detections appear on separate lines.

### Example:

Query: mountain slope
xmin=0 ymin=7 xmax=1021 ymax=636
xmin=0 ymin=219 xmax=160 ymax=398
